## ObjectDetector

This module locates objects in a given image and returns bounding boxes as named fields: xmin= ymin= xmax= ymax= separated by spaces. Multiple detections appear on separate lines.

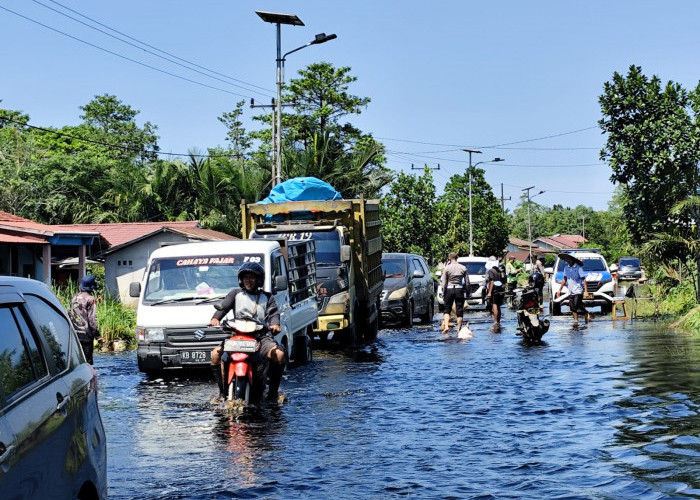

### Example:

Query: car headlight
xmin=138 ymin=327 xmax=165 ymax=342
xmin=325 ymin=292 xmax=350 ymax=315
xmin=388 ymin=287 xmax=408 ymax=300
xmin=600 ymin=277 xmax=612 ymax=284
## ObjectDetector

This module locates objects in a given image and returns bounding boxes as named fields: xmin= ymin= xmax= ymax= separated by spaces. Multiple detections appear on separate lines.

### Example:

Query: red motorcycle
xmin=220 ymin=318 xmax=269 ymax=404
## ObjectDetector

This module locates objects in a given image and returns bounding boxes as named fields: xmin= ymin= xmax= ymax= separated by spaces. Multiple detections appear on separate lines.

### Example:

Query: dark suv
xmin=0 ymin=277 xmax=107 ymax=500
xmin=380 ymin=253 xmax=434 ymax=327
xmin=617 ymin=257 xmax=642 ymax=281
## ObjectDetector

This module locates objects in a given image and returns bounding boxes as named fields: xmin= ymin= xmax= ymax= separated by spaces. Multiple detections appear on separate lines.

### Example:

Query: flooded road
xmin=97 ymin=307 xmax=700 ymax=499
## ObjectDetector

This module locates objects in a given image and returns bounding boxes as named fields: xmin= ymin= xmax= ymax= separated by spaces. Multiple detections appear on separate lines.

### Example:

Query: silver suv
xmin=0 ymin=277 xmax=107 ymax=500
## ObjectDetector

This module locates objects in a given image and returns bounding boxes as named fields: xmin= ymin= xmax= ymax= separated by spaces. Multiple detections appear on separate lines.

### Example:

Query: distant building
xmin=0 ymin=212 xmax=236 ymax=305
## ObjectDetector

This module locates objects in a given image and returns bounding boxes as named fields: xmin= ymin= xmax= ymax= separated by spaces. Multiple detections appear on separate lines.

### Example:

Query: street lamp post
xmin=462 ymin=150 xmax=505 ymax=256
xmin=256 ymin=11 xmax=336 ymax=187
xmin=522 ymin=186 xmax=545 ymax=268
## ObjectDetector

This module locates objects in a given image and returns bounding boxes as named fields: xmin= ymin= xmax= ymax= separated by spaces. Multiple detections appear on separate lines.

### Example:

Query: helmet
xmin=79 ymin=274 xmax=96 ymax=292
xmin=498 ymin=264 xmax=506 ymax=274
xmin=238 ymin=262 xmax=265 ymax=290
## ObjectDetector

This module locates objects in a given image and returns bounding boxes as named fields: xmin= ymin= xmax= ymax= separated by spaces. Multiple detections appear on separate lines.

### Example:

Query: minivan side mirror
xmin=340 ymin=244 xmax=352 ymax=263
xmin=273 ymin=275 xmax=288 ymax=292
xmin=412 ymin=269 xmax=424 ymax=279
xmin=129 ymin=282 xmax=141 ymax=297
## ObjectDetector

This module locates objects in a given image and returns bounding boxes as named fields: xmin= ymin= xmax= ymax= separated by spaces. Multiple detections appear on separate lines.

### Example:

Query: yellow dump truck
xmin=242 ymin=196 xmax=383 ymax=343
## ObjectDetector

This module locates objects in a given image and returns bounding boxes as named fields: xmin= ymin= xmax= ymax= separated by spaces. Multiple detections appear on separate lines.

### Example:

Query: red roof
xmin=0 ymin=212 xmax=236 ymax=252
xmin=51 ymin=221 xmax=202 ymax=248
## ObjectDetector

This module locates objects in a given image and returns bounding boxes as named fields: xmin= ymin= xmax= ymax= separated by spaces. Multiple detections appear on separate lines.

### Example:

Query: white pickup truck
xmin=129 ymin=239 xmax=318 ymax=375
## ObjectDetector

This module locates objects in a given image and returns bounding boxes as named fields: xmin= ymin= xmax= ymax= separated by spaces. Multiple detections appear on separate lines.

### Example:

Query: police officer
xmin=440 ymin=252 xmax=469 ymax=334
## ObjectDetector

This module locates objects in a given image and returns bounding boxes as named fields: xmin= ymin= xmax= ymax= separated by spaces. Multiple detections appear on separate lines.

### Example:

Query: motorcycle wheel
xmin=233 ymin=375 xmax=250 ymax=404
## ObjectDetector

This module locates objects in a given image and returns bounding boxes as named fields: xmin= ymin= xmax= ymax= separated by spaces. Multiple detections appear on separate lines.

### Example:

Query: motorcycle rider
xmin=209 ymin=262 xmax=286 ymax=400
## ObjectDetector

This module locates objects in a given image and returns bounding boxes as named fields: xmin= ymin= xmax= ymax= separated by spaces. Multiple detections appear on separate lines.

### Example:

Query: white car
xmin=437 ymin=256 xmax=490 ymax=311
xmin=548 ymin=251 xmax=615 ymax=315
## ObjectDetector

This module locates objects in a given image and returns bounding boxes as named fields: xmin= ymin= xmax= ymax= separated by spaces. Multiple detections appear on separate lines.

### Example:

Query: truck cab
xmin=130 ymin=240 xmax=317 ymax=375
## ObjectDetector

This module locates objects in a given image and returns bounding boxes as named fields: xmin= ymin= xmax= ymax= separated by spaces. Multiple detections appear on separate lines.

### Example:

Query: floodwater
xmin=97 ymin=306 xmax=700 ymax=499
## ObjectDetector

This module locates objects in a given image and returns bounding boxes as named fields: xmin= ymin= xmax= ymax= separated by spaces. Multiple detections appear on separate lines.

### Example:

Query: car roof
xmin=457 ymin=256 xmax=489 ymax=263
xmin=382 ymin=252 xmax=424 ymax=260
xmin=556 ymin=252 xmax=605 ymax=260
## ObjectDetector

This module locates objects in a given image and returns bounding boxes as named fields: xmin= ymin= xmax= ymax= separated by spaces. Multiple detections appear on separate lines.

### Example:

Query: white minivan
xmin=130 ymin=239 xmax=318 ymax=375
xmin=548 ymin=250 xmax=615 ymax=316
xmin=437 ymin=256 xmax=490 ymax=310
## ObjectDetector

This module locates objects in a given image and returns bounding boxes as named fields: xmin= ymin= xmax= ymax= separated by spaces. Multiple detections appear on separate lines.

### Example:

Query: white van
xmin=130 ymin=239 xmax=318 ymax=375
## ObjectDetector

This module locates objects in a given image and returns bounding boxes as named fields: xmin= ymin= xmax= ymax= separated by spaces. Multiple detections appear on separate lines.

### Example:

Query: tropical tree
xmin=599 ymin=65 xmax=700 ymax=244
xmin=247 ymin=61 xmax=393 ymax=198
xmin=434 ymin=168 xmax=509 ymax=259
xmin=380 ymin=168 xmax=436 ymax=261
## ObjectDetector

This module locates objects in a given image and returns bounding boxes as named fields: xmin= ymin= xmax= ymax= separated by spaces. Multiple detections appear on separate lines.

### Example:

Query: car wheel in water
xmin=420 ymin=298 xmax=434 ymax=323
xmin=402 ymin=301 xmax=414 ymax=328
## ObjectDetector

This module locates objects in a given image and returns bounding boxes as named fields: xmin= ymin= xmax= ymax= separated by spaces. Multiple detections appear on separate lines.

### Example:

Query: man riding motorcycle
xmin=209 ymin=262 xmax=286 ymax=400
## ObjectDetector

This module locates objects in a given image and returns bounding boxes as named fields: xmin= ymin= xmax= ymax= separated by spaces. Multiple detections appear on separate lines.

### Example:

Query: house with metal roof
xmin=0 ymin=212 xmax=236 ymax=305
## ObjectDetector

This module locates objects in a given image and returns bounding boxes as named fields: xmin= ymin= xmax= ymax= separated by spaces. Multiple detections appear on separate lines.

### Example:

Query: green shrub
xmin=53 ymin=278 xmax=136 ymax=346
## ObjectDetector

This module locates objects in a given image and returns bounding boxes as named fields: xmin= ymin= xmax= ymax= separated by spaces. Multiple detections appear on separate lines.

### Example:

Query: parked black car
xmin=0 ymin=277 xmax=107 ymax=500
xmin=380 ymin=253 xmax=435 ymax=327
xmin=617 ymin=257 xmax=642 ymax=281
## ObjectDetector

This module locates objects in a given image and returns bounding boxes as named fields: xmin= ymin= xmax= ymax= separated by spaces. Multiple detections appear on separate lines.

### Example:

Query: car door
xmin=0 ymin=292 xmax=69 ymax=500
xmin=4 ymin=292 xmax=96 ymax=500
xmin=409 ymin=257 xmax=428 ymax=314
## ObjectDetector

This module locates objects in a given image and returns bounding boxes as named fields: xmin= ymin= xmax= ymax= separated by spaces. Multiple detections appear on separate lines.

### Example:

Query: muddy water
xmin=97 ymin=307 xmax=700 ymax=499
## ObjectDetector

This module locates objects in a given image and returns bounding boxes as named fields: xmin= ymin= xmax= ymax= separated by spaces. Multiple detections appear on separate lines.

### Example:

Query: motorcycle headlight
xmin=328 ymin=292 xmax=350 ymax=304
xmin=138 ymin=327 xmax=165 ymax=342
xmin=388 ymin=287 xmax=408 ymax=300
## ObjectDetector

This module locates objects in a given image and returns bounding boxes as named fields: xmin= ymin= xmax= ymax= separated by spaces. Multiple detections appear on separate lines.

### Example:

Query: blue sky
xmin=2 ymin=1 xmax=700 ymax=212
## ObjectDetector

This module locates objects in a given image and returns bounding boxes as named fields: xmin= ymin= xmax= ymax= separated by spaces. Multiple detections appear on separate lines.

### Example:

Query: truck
xmin=129 ymin=239 xmax=318 ymax=375
xmin=242 ymin=196 xmax=383 ymax=344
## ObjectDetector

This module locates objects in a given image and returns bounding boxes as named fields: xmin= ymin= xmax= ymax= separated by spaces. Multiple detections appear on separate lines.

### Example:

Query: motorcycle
xmin=515 ymin=286 xmax=550 ymax=344
xmin=219 ymin=318 xmax=270 ymax=404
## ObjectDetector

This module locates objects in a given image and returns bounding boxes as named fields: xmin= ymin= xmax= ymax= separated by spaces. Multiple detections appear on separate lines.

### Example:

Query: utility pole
xmin=500 ymin=183 xmax=511 ymax=213
xmin=582 ymin=214 xmax=586 ymax=240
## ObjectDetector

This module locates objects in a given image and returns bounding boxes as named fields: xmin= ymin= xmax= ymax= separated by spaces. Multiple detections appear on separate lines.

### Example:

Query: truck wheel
xmin=339 ymin=323 xmax=356 ymax=345
xmin=292 ymin=334 xmax=312 ymax=365
xmin=365 ymin=315 xmax=379 ymax=341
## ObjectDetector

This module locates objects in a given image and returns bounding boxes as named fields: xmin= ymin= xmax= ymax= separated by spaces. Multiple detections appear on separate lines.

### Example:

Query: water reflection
xmin=612 ymin=323 xmax=700 ymax=495
xmin=97 ymin=314 xmax=700 ymax=499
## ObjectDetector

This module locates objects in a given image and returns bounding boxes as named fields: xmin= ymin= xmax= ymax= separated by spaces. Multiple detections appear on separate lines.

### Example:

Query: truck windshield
xmin=253 ymin=231 xmax=341 ymax=265
xmin=556 ymin=257 xmax=607 ymax=273
xmin=143 ymin=254 xmax=263 ymax=303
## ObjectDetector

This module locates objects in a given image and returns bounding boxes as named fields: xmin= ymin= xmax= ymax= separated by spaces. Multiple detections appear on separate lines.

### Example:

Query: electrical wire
xmin=32 ymin=0 xmax=275 ymax=98
xmin=0 ymin=4 xmax=256 ymax=99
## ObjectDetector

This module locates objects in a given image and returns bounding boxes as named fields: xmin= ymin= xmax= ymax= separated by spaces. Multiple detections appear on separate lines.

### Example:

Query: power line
xmin=377 ymin=125 xmax=600 ymax=149
xmin=0 ymin=4 xmax=256 ymax=99
xmin=34 ymin=0 xmax=275 ymax=97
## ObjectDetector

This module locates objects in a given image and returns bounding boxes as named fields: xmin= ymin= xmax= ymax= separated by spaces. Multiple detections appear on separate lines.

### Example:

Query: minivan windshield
xmin=619 ymin=257 xmax=640 ymax=268
xmin=382 ymin=259 xmax=406 ymax=278
xmin=143 ymin=254 xmax=263 ymax=303
xmin=556 ymin=257 xmax=607 ymax=273
xmin=464 ymin=261 xmax=487 ymax=275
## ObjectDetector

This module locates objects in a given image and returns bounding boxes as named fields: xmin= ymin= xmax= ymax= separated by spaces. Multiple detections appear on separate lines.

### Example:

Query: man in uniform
xmin=440 ymin=252 xmax=469 ymax=334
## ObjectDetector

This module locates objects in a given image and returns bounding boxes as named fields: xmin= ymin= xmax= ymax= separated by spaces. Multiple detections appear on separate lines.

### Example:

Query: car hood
xmin=383 ymin=277 xmax=408 ymax=291
xmin=554 ymin=270 xmax=612 ymax=282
